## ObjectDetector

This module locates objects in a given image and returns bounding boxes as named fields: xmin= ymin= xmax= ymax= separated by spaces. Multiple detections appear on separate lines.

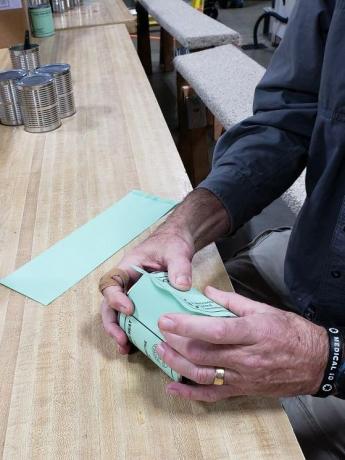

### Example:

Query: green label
xmin=119 ymin=313 xmax=181 ymax=382
xmin=118 ymin=267 xmax=236 ymax=382
xmin=30 ymin=7 xmax=55 ymax=38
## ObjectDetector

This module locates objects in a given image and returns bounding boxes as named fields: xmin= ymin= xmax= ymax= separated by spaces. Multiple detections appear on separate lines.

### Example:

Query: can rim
xmin=0 ymin=69 xmax=27 ymax=82
xmin=9 ymin=44 xmax=40 ymax=53
xmin=17 ymin=73 xmax=54 ymax=89
xmin=36 ymin=64 xmax=71 ymax=76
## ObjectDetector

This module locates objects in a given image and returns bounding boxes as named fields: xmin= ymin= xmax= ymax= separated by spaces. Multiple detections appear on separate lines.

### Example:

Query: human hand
xmin=157 ymin=287 xmax=329 ymax=401
xmin=100 ymin=224 xmax=194 ymax=354
xmin=100 ymin=188 xmax=230 ymax=355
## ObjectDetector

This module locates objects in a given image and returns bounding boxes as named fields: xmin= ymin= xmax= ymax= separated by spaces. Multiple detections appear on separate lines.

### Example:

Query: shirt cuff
xmin=198 ymin=168 xmax=259 ymax=234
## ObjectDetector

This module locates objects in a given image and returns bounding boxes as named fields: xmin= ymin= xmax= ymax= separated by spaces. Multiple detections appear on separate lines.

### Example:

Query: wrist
xmin=313 ymin=327 xmax=344 ymax=397
xmin=309 ymin=326 xmax=329 ymax=395
xmin=155 ymin=219 xmax=195 ymax=253
xmin=334 ymin=328 xmax=345 ymax=398
xmin=165 ymin=188 xmax=230 ymax=251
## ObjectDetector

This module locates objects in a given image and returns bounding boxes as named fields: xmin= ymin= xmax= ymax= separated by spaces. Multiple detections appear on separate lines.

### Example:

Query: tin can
xmin=9 ymin=44 xmax=40 ymax=71
xmin=52 ymin=0 xmax=66 ymax=13
xmin=0 ymin=70 xmax=27 ymax=126
xmin=29 ymin=4 xmax=55 ymax=38
xmin=17 ymin=73 xmax=61 ymax=133
xmin=36 ymin=64 xmax=76 ymax=118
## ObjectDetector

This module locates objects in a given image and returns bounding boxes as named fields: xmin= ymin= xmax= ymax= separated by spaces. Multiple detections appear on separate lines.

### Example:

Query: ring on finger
xmin=213 ymin=368 xmax=225 ymax=385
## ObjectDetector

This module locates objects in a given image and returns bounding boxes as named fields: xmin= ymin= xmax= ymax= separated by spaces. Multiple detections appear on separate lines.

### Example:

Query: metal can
xmin=36 ymin=64 xmax=76 ymax=118
xmin=9 ymin=44 xmax=40 ymax=71
xmin=0 ymin=69 xmax=27 ymax=126
xmin=29 ymin=4 xmax=55 ymax=38
xmin=52 ymin=0 xmax=67 ymax=13
xmin=17 ymin=73 xmax=61 ymax=133
xmin=64 ymin=0 xmax=73 ymax=9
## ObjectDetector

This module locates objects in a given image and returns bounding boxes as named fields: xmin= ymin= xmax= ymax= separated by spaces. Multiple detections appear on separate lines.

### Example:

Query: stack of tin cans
xmin=0 ymin=38 xmax=76 ymax=133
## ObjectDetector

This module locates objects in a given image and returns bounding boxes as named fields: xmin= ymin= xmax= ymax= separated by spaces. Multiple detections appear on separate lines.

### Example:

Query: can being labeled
xmin=0 ymin=69 xmax=27 ymax=126
xmin=36 ymin=64 xmax=76 ymax=118
xmin=29 ymin=3 xmax=55 ymax=38
xmin=17 ymin=73 xmax=61 ymax=133
xmin=118 ymin=313 xmax=182 ymax=382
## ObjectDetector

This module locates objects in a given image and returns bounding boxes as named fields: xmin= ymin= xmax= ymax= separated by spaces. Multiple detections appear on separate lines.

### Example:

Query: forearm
xmin=198 ymin=0 xmax=327 ymax=233
xmin=159 ymin=188 xmax=230 ymax=252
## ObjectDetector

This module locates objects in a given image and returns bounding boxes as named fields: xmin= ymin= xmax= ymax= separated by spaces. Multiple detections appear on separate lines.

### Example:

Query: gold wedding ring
xmin=213 ymin=368 xmax=225 ymax=386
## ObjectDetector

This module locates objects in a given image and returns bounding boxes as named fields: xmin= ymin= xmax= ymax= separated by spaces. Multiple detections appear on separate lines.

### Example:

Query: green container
xmin=29 ymin=5 xmax=55 ymax=38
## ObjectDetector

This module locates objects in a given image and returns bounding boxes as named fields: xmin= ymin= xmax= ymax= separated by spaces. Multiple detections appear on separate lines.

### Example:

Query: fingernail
xmin=159 ymin=316 xmax=175 ymax=331
xmin=118 ymin=305 xmax=129 ymax=314
xmin=156 ymin=342 xmax=167 ymax=356
xmin=176 ymin=275 xmax=191 ymax=287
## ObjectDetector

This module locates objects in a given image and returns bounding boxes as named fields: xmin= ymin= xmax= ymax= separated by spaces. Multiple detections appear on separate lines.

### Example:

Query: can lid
xmin=36 ymin=64 xmax=70 ymax=76
xmin=17 ymin=73 xmax=54 ymax=89
xmin=9 ymin=43 xmax=39 ymax=52
xmin=28 ymin=2 xmax=51 ymax=8
xmin=0 ymin=69 xmax=27 ymax=82
xmin=29 ymin=0 xmax=49 ymax=5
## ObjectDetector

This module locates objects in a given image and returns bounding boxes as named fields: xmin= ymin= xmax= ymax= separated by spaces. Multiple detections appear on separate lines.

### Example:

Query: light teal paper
xmin=119 ymin=267 xmax=236 ymax=381
xmin=0 ymin=191 xmax=176 ymax=305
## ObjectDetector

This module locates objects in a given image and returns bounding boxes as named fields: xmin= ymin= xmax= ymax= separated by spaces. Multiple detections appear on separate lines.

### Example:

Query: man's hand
xmin=156 ymin=287 xmax=329 ymax=401
xmin=100 ymin=189 xmax=230 ymax=355
xmin=101 ymin=225 xmax=194 ymax=354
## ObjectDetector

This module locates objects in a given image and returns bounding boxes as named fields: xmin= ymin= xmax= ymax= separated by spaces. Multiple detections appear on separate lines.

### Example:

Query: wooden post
xmin=136 ymin=2 xmax=152 ymax=75
xmin=160 ymin=28 xmax=175 ymax=72
xmin=176 ymin=73 xmax=210 ymax=186
xmin=213 ymin=116 xmax=224 ymax=140
xmin=176 ymin=71 xmax=186 ymax=130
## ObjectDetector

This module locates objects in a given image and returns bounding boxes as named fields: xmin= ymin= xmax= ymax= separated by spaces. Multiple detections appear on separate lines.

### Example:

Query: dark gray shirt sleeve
xmin=199 ymin=0 xmax=330 ymax=232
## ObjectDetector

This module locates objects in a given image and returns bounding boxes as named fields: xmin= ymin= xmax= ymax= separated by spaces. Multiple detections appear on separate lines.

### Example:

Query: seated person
xmin=100 ymin=1 xmax=345 ymax=458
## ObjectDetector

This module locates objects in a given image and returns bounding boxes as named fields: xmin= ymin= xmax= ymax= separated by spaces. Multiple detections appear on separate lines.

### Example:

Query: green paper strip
xmin=0 ymin=190 xmax=177 ymax=305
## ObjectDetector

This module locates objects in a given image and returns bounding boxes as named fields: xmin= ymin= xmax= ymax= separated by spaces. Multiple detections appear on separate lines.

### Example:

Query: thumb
xmin=166 ymin=254 xmax=192 ymax=291
xmin=204 ymin=286 xmax=271 ymax=316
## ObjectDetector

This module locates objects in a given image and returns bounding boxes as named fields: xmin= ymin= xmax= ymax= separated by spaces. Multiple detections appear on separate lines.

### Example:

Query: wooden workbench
xmin=53 ymin=0 xmax=135 ymax=32
xmin=0 ymin=25 xmax=303 ymax=459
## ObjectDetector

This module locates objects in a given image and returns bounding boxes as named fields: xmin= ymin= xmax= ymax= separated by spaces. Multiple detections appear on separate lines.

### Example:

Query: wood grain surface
xmin=53 ymin=0 xmax=135 ymax=32
xmin=0 ymin=25 xmax=303 ymax=459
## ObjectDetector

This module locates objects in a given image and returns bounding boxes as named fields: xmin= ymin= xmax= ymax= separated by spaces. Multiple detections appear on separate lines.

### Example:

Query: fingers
xmin=162 ymin=332 xmax=245 ymax=368
xmin=166 ymin=382 xmax=240 ymax=402
xmin=101 ymin=259 xmax=146 ymax=315
xmin=101 ymin=300 xmax=131 ymax=354
xmin=204 ymin=287 xmax=271 ymax=316
xmin=159 ymin=314 xmax=257 ymax=345
xmin=166 ymin=254 xmax=192 ymax=291
xmin=156 ymin=341 xmax=240 ymax=385
xmin=103 ymin=285 xmax=135 ymax=315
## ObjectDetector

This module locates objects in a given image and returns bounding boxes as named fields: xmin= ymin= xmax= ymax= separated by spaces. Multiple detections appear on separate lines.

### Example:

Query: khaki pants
xmin=226 ymin=228 xmax=345 ymax=460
